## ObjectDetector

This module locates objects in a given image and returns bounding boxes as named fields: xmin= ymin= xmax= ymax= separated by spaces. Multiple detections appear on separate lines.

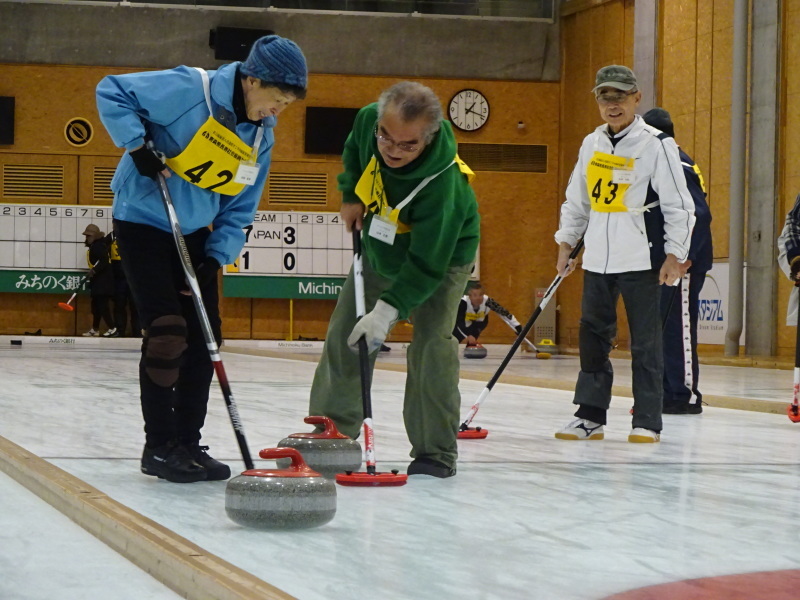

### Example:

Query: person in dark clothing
xmin=643 ymin=107 xmax=713 ymax=415
xmin=82 ymin=224 xmax=117 ymax=337
xmin=105 ymin=231 xmax=140 ymax=337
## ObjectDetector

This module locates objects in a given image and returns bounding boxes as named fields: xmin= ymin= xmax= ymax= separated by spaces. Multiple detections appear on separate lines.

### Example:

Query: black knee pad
xmin=145 ymin=315 xmax=188 ymax=387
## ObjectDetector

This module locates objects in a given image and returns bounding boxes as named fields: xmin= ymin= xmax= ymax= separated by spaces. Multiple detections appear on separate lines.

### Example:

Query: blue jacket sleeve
xmin=96 ymin=67 xmax=204 ymax=151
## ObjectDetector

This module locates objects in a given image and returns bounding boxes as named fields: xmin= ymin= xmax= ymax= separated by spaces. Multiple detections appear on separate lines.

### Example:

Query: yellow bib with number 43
xmin=586 ymin=151 xmax=636 ymax=213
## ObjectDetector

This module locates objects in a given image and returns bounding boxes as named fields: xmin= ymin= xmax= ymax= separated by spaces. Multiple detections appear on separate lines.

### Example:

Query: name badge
xmin=234 ymin=163 xmax=260 ymax=185
xmin=368 ymin=214 xmax=397 ymax=245
xmin=612 ymin=169 xmax=636 ymax=185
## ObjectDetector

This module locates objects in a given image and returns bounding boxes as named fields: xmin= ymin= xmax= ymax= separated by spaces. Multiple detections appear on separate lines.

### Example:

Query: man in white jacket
xmin=553 ymin=65 xmax=695 ymax=443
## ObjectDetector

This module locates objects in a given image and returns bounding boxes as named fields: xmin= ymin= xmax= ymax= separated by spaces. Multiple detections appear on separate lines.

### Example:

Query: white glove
xmin=347 ymin=299 xmax=399 ymax=354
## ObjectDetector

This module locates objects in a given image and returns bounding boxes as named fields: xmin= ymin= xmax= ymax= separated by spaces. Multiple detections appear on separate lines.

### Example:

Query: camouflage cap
xmin=592 ymin=65 xmax=638 ymax=93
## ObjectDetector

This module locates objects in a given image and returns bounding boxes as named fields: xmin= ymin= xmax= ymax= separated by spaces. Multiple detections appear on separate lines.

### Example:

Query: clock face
xmin=448 ymin=89 xmax=489 ymax=131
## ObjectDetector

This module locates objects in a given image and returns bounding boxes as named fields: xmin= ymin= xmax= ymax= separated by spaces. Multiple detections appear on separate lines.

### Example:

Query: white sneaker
xmin=555 ymin=418 xmax=604 ymax=440
xmin=102 ymin=328 xmax=119 ymax=338
xmin=628 ymin=428 xmax=660 ymax=443
xmin=82 ymin=329 xmax=98 ymax=337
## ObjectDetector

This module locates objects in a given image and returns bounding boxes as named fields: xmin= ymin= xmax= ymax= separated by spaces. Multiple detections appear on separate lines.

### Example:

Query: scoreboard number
xmin=226 ymin=211 xmax=351 ymax=277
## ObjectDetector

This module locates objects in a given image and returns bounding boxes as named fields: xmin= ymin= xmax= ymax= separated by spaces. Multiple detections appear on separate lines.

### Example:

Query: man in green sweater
xmin=307 ymin=81 xmax=480 ymax=478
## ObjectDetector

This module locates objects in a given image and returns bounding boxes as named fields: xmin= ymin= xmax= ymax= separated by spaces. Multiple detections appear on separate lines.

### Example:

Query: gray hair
xmin=377 ymin=81 xmax=443 ymax=145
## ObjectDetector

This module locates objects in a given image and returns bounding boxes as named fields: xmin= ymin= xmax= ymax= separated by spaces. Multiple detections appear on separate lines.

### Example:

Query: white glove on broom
xmin=348 ymin=299 xmax=399 ymax=354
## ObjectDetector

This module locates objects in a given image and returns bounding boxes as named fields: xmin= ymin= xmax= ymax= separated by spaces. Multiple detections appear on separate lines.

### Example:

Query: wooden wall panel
xmin=220 ymin=296 xmax=253 ymax=340
xmin=660 ymin=0 xmax=734 ymax=259
xmin=251 ymin=298 xmax=336 ymax=341
xmin=0 ymin=293 xmax=86 ymax=335
xmin=0 ymin=64 xmax=561 ymax=344
xmin=77 ymin=155 xmax=121 ymax=206
xmin=0 ymin=65 xmax=128 ymax=156
xmin=0 ymin=153 xmax=79 ymax=204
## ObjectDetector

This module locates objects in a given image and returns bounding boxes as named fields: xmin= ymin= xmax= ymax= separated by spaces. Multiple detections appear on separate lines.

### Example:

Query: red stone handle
xmin=299 ymin=415 xmax=349 ymax=439
xmin=259 ymin=447 xmax=308 ymax=468
xmin=243 ymin=447 xmax=321 ymax=478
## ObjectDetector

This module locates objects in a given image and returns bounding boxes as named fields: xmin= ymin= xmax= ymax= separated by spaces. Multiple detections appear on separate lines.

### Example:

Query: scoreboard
xmin=223 ymin=210 xmax=352 ymax=300
xmin=0 ymin=203 xmax=112 ymax=294
xmin=0 ymin=204 xmax=478 ymax=299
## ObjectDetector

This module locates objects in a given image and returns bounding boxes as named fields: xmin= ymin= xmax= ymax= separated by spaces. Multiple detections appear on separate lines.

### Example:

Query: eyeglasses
xmin=595 ymin=90 xmax=637 ymax=105
xmin=374 ymin=124 xmax=419 ymax=154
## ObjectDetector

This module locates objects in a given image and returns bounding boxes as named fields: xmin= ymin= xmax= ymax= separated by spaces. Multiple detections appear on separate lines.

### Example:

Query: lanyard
xmin=195 ymin=67 xmax=263 ymax=160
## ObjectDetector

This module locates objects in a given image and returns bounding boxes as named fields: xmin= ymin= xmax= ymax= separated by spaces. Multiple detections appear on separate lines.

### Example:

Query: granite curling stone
xmin=464 ymin=344 xmax=488 ymax=359
xmin=276 ymin=415 xmax=362 ymax=478
xmin=225 ymin=447 xmax=336 ymax=530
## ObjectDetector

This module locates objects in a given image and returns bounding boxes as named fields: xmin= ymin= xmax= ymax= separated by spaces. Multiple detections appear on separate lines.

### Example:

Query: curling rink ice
xmin=2 ymin=337 xmax=800 ymax=600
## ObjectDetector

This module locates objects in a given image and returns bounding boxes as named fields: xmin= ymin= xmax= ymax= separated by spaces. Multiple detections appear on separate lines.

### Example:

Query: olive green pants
xmin=308 ymin=255 xmax=472 ymax=469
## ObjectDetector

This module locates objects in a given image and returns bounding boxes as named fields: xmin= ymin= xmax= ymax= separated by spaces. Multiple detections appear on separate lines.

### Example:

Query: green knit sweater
xmin=338 ymin=103 xmax=480 ymax=318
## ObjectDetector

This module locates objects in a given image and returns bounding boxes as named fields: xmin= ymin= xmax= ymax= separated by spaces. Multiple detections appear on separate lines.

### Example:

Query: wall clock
xmin=448 ymin=89 xmax=489 ymax=132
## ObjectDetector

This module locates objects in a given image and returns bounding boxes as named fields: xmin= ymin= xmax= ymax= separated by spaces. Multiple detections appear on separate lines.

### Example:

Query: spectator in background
xmin=82 ymin=224 xmax=117 ymax=337
xmin=105 ymin=231 xmax=140 ymax=337
xmin=643 ymin=108 xmax=713 ymax=415
xmin=777 ymin=196 xmax=800 ymax=325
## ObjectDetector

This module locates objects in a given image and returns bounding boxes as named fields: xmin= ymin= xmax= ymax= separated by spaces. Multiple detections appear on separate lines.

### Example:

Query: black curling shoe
xmin=407 ymin=457 xmax=456 ymax=478
xmin=141 ymin=441 xmax=207 ymax=483
xmin=185 ymin=444 xmax=231 ymax=481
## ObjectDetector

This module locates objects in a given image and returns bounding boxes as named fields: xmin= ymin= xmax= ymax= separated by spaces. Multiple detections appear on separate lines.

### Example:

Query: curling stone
xmin=276 ymin=416 xmax=362 ymax=478
xmin=536 ymin=338 xmax=557 ymax=360
xmin=464 ymin=343 xmax=487 ymax=359
xmin=225 ymin=447 xmax=336 ymax=530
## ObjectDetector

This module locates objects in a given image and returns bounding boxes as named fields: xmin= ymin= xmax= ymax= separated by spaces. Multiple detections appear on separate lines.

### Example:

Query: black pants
xmin=91 ymin=295 xmax=114 ymax=330
xmin=573 ymin=269 xmax=663 ymax=431
xmin=114 ymin=219 xmax=221 ymax=448
xmin=662 ymin=271 xmax=706 ymax=408
xmin=112 ymin=266 xmax=140 ymax=336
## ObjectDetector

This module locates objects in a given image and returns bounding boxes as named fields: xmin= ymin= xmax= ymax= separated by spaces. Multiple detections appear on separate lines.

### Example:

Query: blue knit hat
xmin=240 ymin=35 xmax=307 ymax=90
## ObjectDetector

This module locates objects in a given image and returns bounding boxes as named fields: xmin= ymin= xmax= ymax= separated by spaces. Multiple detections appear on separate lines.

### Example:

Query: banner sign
xmin=697 ymin=262 xmax=746 ymax=345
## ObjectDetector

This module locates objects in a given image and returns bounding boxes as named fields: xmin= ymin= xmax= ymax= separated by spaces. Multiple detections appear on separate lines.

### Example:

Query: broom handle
xmin=152 ymin=163 xmax=254 ymax=470
xmin=352 ymin=228 xmax=377 ymax=474
xmin=459 ymin=239 xmax=584 ymax=430
xmin=501 ymin=318 xmax=537 ymax=351
xmin=61 ymin=262 xmax=98 ymax=307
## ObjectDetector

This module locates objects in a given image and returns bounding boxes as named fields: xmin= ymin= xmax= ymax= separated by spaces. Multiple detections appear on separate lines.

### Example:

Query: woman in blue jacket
xmin=96 ymin=35 xmax=307 ymax=483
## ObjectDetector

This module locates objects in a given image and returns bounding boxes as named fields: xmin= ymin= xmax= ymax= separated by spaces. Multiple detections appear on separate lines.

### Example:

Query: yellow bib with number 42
xmin=586 ymin=151 xmax=636 ymax=213
xmin=165 ymin=115 xmax=258 ymax=196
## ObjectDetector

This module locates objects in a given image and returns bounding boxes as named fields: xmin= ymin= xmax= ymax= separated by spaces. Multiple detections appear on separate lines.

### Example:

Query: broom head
xmin=458 ymin=427 xmax=488 ymax=439
xmin=336 ymin=470 xmax=407 ymax=487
